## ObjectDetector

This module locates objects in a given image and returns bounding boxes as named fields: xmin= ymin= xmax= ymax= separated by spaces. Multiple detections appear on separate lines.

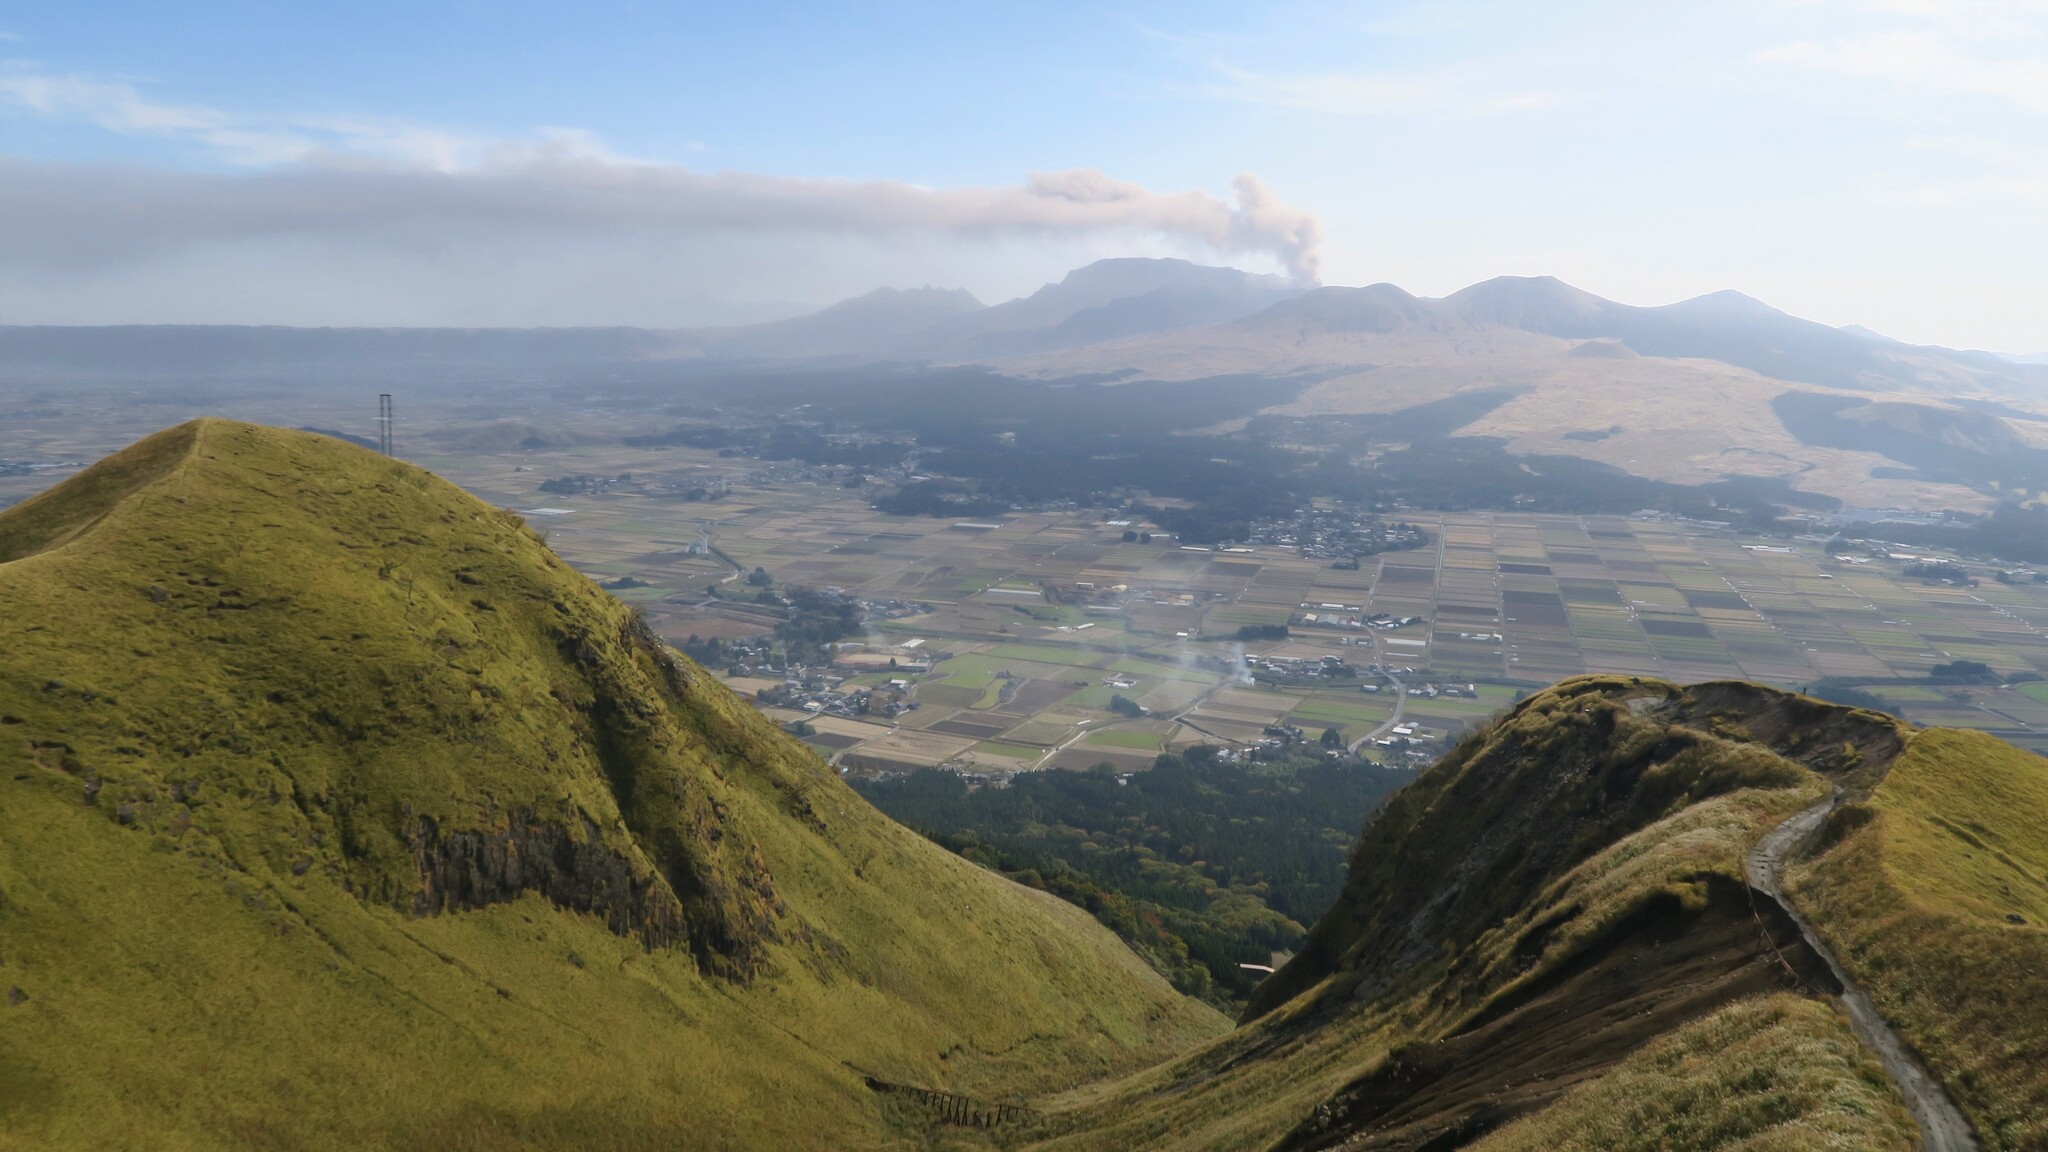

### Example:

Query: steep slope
xmin=1464 ymin=997 xmax=1914 ymax=1152
xmin=1022 ymin=677 xmax=1929 ymax=1151
xmin=0 ymin=421 xmax=1222 ymax=1150
xmin=1790 ymin=728 xmax=2048 ymax=1150
xmin=1242 ymin=680 xmax=1900 ymax=1019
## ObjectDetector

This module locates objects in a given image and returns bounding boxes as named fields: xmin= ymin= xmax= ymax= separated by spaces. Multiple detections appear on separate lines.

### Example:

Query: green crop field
xmin=988 ymin=643 xmax=1114 ymax=666
xmin=1083 ymin=729 xmax=1166 ymax=751
xmin=1106 ymin=657 xmax=1213 ymax=684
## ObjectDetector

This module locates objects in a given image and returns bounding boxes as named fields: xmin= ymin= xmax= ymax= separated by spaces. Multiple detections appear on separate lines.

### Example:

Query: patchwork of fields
xmin=12 ymin=409 xmax=2048 ymax=765
xmin=400 ymin=440 xmax=2048 ymax=761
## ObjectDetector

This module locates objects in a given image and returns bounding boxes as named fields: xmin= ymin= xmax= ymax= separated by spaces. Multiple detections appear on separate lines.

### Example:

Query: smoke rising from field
xmin=1229 ymin=643 xmax=1252 ymax=686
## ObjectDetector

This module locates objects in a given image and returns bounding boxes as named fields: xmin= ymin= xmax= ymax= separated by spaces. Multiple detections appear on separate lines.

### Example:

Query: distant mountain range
xmin=5 ymin=259 xmax=2042 ymax=513
xmin=1205 ymin=274 xmax=2041 ymax=396
xmin=673 ymin=257 xmax=1304 ymax=361
xmin=1 ymin=258 xmax=2032 ymax=396
xmin=0 ymin=258 xmax=1299 ymax=380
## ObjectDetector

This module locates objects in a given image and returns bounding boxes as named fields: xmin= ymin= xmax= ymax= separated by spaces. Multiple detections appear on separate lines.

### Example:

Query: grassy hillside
xmin=1469 ymin=996 xmax=1912 ymax=1152
xmin=1021 ymin=677 xmax=1920 ymax=1151
xmin=1789 ymin=727 xmax=2048 ymax=1150
xmin=0 ymin=421 xmax=1222 ymax=1150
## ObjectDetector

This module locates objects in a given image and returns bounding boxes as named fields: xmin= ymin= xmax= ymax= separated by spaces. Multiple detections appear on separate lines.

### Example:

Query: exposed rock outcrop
xmin=408 ymin=809 xmax=690 ymax=949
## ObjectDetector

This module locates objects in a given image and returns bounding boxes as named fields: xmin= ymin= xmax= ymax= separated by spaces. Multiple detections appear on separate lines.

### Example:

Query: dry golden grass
xmin=985 ymin=318 xmax=1993 ymax=511
xmin=1471 ymin=995 xmax=1915 ymax=1152
xmin=1789 ymin=727 xmax=2048 ymax=1150
xmin=1021 ymin=678 xmax=1911 ymax=1151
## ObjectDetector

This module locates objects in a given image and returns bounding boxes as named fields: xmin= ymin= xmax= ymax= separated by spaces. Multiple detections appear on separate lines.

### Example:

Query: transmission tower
xmin=377 ymin=394 xmax=394 ymax=456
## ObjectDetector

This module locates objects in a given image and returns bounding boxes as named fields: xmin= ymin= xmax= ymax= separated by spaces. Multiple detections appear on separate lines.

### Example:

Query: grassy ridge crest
xmin=0 ymin=420 xmax=1221 ymax=1150
xmin=1790 ymin=726 xmax=2048 ymax=1150
xmin=1024 ymin=676 xmax=1920 ymax=1151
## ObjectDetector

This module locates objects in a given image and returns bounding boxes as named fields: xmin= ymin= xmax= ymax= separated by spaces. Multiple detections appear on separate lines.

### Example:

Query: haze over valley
xmin=3 ymin=4 xmax=2046 ymax=1150
xmin=11 ymin=254 xmax=2046 ymax=515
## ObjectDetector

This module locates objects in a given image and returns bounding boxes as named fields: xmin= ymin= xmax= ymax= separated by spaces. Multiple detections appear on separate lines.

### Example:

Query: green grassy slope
xmin=1023 ymin=676 xmax=1921 ymax=1151
xmin=0 ymin=421 xmax=1223 ymax=1150
xmin=1790 ymin=726 xmax=2048 ymax=1150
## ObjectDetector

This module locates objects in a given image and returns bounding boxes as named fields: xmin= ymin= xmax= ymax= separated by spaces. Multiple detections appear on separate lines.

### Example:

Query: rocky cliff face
xmin=406 ymin=808 xmax=691 ymax=946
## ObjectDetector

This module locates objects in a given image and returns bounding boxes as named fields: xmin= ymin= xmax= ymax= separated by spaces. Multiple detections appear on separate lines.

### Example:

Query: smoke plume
xmin=0 ymin=150 xmax=1324 ymax=285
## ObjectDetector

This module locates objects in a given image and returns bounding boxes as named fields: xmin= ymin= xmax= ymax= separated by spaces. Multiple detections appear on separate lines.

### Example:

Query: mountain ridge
xmin=1017 ymin=675 xmax=2043 ymax=1151
xmin=0 ymin=420 xmax=1221 ymax=1149
xmin=8 ymin=259 xmax=2043 ymax=515
xmin=7 ymin=437 xmax=2046 ymax=1150
xmin=13 ymin=258 xmax=2031 ymax=396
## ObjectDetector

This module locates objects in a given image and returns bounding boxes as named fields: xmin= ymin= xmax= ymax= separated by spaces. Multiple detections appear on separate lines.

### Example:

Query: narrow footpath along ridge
xmin=1747 ymin=796 xmax=1979 ymax=1152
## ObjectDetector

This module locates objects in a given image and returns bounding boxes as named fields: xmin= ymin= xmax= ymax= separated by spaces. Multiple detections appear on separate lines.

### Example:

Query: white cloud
xmin=0 ymin=63 xmax=483 ymax=166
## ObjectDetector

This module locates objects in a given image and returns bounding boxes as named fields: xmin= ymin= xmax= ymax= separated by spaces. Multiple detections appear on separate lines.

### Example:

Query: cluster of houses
xmin=1396 ymin=682 xmax=1479 ymax=700
xmin=1205 ymin=722 xmax=1319 ymax=763
xmin=1129 ymin=587 xmax=1211 ymax=608
xmin=538 ymin=471 xmax=735 ymax=499
xmin=830 ymin=636 xmax=937 ymax=675
xmin=756 ymin=671 xmax=918 ymax=720
xmin=1293 ymin=606 xmax=1424 ymax=632
xmin=1244 ymin=507 xmax=1428 ymax=561
xmin=1245 ymin=653 xmax=1358 ymax=686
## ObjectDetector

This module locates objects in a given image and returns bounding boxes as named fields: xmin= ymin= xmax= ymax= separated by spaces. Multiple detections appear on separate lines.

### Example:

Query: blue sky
xmin=0 ymin=1 xmax=2042 ymax=350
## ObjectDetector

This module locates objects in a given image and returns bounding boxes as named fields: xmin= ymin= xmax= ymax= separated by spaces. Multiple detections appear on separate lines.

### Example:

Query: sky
xmin=0 ymin=1 xmax=2042 ymax=351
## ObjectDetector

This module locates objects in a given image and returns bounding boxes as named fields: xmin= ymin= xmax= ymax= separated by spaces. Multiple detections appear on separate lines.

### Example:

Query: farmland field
xmin=426 ymin=444 xmax=2048 ymax=758
xmin=14 ymin=404 xmax=2048 ymax=763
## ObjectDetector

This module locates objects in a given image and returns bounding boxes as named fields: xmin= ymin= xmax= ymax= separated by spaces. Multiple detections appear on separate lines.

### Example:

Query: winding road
xmin=1348 ymin=673 xmax=1406 ymax=755
xmin=1746 ymin=795 xmax=1979 ymax=1151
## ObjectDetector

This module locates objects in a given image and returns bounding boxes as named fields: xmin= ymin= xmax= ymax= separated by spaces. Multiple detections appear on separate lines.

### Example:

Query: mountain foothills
xmin=0 ymin=421 xmax=1222 ymax=1149
xmin=4 ymin=423 xmax=2047 ymax=1151
xmin=6 ymin=258 xmax=2045 ymax=516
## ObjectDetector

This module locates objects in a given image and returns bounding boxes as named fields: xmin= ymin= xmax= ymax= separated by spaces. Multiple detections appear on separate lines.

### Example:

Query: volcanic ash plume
xmin=0 ymin=151 xmax=1326 ymax=287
